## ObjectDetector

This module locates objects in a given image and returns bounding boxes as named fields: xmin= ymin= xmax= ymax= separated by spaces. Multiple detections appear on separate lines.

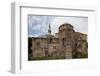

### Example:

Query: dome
xmin=59 ymin=23 xmax=73 ymax=31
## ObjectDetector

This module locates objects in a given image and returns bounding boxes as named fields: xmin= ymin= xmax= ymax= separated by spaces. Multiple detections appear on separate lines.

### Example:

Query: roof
xmin=59 ymin=23 xmax=73 ymax=29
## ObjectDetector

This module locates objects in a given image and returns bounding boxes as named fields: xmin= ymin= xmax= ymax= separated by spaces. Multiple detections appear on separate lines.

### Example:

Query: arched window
xmin=62 ymin=38 xmax=66 ymax=46
xmin=37 ymin=42 xmax=40 ymax=46
xmin=50 ymin=38 xmax=52 ymax=43
xmin=53 ymin=46 xmax=56 ymax=49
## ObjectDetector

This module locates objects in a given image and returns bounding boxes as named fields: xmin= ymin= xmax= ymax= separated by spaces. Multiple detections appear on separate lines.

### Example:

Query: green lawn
xmin=29 ymin=56 xmax=66 ymax=61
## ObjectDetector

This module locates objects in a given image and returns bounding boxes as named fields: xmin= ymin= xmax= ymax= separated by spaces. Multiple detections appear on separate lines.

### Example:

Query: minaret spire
xmin=48 ymin=24 xmax=51 ymax=35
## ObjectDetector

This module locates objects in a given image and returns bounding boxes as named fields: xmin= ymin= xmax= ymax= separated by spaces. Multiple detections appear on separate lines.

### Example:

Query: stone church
xmin=28 ymin=23 xmax=88 ymax=60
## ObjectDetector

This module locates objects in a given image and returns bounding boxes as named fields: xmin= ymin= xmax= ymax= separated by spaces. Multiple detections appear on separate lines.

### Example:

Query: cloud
xmin=28 ymin=15 xmax=88 ymax=37
xmin=50 ymin=16 xmax=88 ymax=34
xmin=28 ymin=15 xmax=54 ymax=37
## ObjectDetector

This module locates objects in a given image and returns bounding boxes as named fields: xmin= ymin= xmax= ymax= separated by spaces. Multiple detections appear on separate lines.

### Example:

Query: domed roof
xmin=59 ymin=23 xmax=73 ymax=31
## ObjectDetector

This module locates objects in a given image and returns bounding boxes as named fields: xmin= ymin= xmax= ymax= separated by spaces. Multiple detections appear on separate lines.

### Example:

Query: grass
xmin=29 ymin=56 xmax=66 ymax=61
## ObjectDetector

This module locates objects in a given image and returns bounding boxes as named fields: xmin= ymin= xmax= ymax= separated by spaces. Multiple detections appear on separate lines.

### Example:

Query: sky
xmin=28 ymin=15 xmax=88 ymax=37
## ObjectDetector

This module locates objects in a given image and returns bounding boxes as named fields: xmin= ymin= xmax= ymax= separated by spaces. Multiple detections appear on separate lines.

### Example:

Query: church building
xmin=28 ymin=23 xmax=88 ymax=60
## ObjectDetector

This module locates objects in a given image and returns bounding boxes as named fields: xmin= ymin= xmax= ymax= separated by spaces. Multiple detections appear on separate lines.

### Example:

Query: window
xmin=50 ymin=38 xmax=52 ymax=43
xmin=67 ymin=28 xmax=71 ymax=31
xmin=53 ymin=46 xmax=56 ymax=49
xmin=37 ymin=42 xmax=40 ymax=46
xmin=62 ymin=38 xmax=66 ymax=46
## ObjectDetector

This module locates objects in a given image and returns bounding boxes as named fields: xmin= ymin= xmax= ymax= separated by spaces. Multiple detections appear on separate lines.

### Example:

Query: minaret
xmin=48 ymin=24 xmax=51 ymax=35
xmin=47 ymin=24 xmax=52 ymax=44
